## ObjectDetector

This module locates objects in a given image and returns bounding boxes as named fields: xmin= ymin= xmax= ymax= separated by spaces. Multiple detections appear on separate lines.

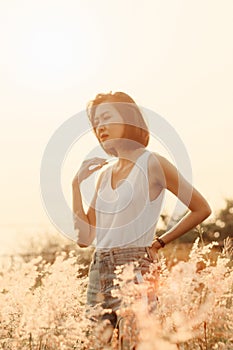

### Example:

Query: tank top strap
xmin=135 ymin=149 xmax=150 ymax=179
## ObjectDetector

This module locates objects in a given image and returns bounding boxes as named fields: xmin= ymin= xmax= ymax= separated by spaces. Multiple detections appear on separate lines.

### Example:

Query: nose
xmin=96 ymin=123 xmax=106 ymax=137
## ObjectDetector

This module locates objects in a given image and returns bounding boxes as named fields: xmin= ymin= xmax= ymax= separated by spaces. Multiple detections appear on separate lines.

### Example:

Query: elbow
xmin=77 ymin=242 xmax=89 ymax=248
xmin=76 ymin=235 xmax=91 ymax=248
xmin=74 ymin=222 xmax=93 ymax=248
xmin=76 ymin=232 xmax=95 ymax=248
xmin=202 ymin=203 xmax=212 ymax=220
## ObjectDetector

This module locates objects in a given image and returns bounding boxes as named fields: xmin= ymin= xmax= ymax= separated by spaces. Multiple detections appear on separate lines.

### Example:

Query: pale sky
xmin=0 ymin=0 xmax=233 ymax=247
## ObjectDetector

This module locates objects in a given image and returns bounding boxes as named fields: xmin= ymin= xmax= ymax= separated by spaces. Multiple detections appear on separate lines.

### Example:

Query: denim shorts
xmin=86 ymin=246 xmax=158 ymax=313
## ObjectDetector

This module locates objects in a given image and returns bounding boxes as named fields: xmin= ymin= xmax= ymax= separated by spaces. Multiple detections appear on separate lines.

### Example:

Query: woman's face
xmin=93 ymin=103 xmax=125 ymax=147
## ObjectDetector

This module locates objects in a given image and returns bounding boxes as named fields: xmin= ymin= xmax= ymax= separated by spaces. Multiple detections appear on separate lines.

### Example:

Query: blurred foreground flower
xmin=0 ymin=238 xmax=232 ymax=349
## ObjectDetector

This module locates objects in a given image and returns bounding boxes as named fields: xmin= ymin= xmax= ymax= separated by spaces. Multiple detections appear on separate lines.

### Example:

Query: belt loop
xmin=93 ymin=251 xmax=96 ymax=264
xmin=110 ymin=249 xmax=115 ymax=264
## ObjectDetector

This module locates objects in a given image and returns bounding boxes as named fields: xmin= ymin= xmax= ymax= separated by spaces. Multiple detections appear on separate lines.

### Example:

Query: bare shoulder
xmin=149 ymin=152 xmax=178 ymax=172
xmin=149 ymin=151 xmax=187 ymax=192
xmin=148 ymin=151 xmax=165 ymax=167
xmin=148 ymin=152 xmax=168 ymax=187
xmin=148 ymin=151 xmax=169 ymax=164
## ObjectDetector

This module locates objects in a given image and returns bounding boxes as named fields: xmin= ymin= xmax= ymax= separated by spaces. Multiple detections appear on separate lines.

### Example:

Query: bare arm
xmin=150 ymin=153 xmax=212 ymax=250
xmin=72 ymin=157 xmax=107 ymax=247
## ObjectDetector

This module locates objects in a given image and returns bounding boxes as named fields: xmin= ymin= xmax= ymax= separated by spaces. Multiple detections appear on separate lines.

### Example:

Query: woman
xmin=72 ymin=91 xmax=211 ymax=342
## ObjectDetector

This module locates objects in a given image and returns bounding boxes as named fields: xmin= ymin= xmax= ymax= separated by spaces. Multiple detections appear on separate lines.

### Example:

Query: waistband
xmin=95 ymin=246 xmax=152 ymax=263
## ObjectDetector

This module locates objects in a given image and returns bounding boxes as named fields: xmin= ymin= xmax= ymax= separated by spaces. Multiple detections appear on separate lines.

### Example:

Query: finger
xmin=88 ymin=164 xmax=101 ymax=171
xmin=93 ymin=157 xmax=108 ymax=163
xmin=88 ymin=162 xmax=107 ymax=171
xmin=89 ymin=159 xmax=108 ymax=168
xmin=84 ymin=157 xmax=107 ymax=165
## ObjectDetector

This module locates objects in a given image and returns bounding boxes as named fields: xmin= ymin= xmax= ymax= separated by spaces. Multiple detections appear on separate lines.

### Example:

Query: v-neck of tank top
xmin=109 ymin=149 xmax=148 ymax=191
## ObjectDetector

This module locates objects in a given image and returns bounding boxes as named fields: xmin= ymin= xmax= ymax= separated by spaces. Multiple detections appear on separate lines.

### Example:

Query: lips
xmin=100 ymin=133 xmax=109 ymax=141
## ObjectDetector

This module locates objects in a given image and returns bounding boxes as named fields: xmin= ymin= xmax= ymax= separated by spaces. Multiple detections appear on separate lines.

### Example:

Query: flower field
xmin=0 ymin=235 xmax=232 ymax=350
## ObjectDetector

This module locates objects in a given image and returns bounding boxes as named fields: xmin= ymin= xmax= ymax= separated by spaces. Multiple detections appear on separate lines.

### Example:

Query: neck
xmin=115 ymin=147 xmax=145 ymax=168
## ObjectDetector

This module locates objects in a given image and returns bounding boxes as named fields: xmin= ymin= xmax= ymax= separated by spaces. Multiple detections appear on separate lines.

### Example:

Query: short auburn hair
xmin=86 ymin=91 xmax=149 ymax=156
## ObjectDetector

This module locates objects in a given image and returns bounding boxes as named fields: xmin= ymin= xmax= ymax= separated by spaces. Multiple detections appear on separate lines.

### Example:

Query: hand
xmin=72 ymin=157 xmax=108 ymax=185
xmin=148 ymin=241 xmax=160 ymax=261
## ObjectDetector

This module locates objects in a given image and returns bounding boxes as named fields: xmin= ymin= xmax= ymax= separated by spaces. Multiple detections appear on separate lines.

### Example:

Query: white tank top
xmin=95 ymin=149 xmax=165 ymax=249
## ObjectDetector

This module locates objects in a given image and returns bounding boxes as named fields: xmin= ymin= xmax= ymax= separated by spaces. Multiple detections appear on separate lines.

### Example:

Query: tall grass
xmin=0 ymin=236 xmax=232 ymax=349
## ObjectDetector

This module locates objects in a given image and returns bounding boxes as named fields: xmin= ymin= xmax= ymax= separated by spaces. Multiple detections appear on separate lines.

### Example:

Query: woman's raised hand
xmin=72 ymin=157 xmax=108 ymax=185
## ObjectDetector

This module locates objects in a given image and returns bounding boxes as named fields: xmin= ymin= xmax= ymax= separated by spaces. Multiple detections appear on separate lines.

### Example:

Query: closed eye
xmin=93 ymin=113 xmax=111 ymax=128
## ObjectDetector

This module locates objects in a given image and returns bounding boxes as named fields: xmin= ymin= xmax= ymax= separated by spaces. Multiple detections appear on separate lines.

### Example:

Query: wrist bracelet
xmin=155 ymin=237 xmax=166 ymax=248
